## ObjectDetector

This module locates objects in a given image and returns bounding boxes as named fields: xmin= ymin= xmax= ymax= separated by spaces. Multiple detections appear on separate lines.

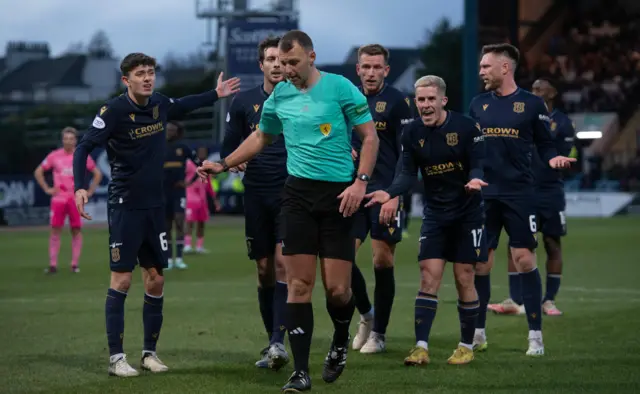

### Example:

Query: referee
xmin=198 ymin=30 xmax=379 ymax=392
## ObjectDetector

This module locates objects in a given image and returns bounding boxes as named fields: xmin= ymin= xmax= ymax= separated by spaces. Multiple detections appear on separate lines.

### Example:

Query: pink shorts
xmin=50 ymin=196 xmax=82 ymax=229
xmin=186 ymin=201 xmax=209 ymax=223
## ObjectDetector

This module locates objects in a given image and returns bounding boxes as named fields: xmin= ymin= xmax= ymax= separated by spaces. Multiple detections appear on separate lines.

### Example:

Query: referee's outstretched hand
xmin=338 ymin=181 xmax=366 ymax=217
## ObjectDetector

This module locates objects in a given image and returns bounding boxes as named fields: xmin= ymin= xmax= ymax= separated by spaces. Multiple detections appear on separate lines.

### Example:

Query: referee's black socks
xmin=326 ymin=295 xmax=356 ymax=347
xmin=287 ymin=302 xmax=314 ymax=372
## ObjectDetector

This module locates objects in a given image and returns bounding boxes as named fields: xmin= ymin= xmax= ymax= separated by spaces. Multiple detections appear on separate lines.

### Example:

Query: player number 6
xmin=528 ymin=215 xmax=537 ymax=233
xmin=159 ymin=232 xmax=168 ymax=251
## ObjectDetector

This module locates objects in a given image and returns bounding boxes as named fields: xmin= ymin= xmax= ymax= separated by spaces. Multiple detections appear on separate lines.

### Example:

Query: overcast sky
xmin=0 ymin=0 xmax=463 ymax=64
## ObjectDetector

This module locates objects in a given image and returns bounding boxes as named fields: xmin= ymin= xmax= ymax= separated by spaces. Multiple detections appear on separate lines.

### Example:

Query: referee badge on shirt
xmin=375 ymin=101 xmax=387 ymax=113
xmin=446 ymin=133 xmax=458 ymax=146
xmin=319 ymin=123 xmax=332 ymax=136
xmin=153 ymin=105 xmax=159 ymax=119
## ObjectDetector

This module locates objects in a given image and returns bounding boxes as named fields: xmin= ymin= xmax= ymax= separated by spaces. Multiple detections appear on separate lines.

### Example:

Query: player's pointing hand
xmin=75 ymin=189 xmax=92 ymax=220
xmin=215 ymin=72 xmax=241 ymax=98
xmin=465 ymin=178 xmax=488 ymax=192
xmin=549 ymin=155 xmax=576 ymax=169
xmin=364 ymin=190 xmax=391 ymax=208
xmin=197 ymin=160 xmax=224 ymax=180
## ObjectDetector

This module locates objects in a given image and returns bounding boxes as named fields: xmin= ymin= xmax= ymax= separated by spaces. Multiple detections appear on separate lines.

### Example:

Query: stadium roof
xmin=0 ymin=55 xmax=89 ymax=93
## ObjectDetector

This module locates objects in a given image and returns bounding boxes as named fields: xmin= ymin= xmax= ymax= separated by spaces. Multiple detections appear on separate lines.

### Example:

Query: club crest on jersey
xmin=513 ymin=102 xmax=525 ymax=113
xmin=253 ymin=104 xmax=260 ymax=112
xmin=153 ymin=105 xmax=159 ymax=120
xmin=482 ymin=104 xmax=488 ymax=111
xmin=418 ymin=139 xmax=425 ymax=147
xmin=100 ymin=106 xmax=108 ymax=115
xmin=446 ymin=133 xmax=458 ymax=146
xmin=375 ymin=101 xmax=387 ymax=113
xmin=176 ymin=148 xmax=183 ymax=156
xmin=129 ymin=114 xmax=135 ymax=122
xmin=319 ymin=123 xmax=332 ymax=136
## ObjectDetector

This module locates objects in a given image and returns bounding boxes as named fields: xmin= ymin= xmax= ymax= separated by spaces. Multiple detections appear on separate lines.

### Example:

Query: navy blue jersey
xmin=73 ymin=90 xmax=219 ymax=208
xmin=386 ymin=111 xmax=486 ymax=219
xmin=533 ymin=109 xmax=575 ymax=193
xmin=163 ymin=139 xmax=200 ymax=194
xmin=351 ymin=84 xmax=413 ymax=191
xmin=221 ymin=84 xmax=287 ymax=192
xmin=469 ymin=88 xmax=557 ymax=198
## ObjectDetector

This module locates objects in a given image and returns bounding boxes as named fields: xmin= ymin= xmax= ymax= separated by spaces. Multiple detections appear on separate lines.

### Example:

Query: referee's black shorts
xmin=279 ymin=175 xmax=355 ymax=262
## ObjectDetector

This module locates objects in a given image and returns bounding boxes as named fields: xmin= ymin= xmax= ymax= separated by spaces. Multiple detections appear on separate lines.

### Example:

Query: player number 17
xmin=471 ymin=228 xmax=483 ymax=248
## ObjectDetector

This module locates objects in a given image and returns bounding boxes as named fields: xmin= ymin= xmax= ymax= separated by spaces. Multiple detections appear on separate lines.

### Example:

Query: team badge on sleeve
xmin=92 ymin=116 xmax=106 ymax=129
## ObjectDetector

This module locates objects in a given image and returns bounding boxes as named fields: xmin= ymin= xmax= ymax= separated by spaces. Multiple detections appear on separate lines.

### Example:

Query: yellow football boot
xmin=447 ymin=345 xmax=474 ymax=365
xmin=404 ymin=346 xmax=430 ymax=366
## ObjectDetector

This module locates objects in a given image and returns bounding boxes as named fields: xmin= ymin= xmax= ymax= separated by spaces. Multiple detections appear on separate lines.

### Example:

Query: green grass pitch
xmin=1 ymin=216 xmax=639 ymax=393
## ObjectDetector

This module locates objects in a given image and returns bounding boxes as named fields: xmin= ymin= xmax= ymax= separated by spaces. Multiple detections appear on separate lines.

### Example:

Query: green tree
xmin=418 ymin=18 xmax=463 ymax=112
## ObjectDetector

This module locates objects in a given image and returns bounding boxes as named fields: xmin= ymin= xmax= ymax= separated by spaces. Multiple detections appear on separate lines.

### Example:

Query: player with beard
xmin=349 ymin=44 xmax=413 ymax=354
xmin=468 ymin=44 xmax=574 ymax=356
xmin=220 ymin=36 xmax=290 ymax=371
xmin=489 ymin=77 xmax=575 ymax=317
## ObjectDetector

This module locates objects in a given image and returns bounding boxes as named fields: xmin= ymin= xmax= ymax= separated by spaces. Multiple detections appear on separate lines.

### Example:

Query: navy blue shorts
xmin=164 ymin=190 xmax=186 ymax=217
xmin=536 ymin=191 xmax=566 ymax=238
xmin=352 ymin=201 xmax=403 ymax=245
xmin=485 ymin=197 xmax=537 ymax=250
xmin=108 ymin=206 xmax=168 ymax=273
xmin=244 ymin=189 xmax=282 ymax=260
xmin=418 ymin=210 xmax=488 ymax=263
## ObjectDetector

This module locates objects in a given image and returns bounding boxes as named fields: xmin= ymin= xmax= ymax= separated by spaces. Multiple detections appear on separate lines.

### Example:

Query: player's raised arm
xmin=198 ymin=89 xmax=278 ymax=177
xmin=167 ymin=72 xmax=241 ymax=120
xmin=73 ymin=105 xmax=115 ymax=219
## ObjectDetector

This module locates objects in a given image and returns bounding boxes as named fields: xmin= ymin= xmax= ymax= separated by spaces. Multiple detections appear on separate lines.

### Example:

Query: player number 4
xmin=159 ymin=232 xmax=168 ymax=251
xmin=471 ymin=228 xmax=483 ymax=248
xmin=395 ymin=210 xmax=402 ymax=228
xmin=529 ymin=215 xmax=537 ymax=233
